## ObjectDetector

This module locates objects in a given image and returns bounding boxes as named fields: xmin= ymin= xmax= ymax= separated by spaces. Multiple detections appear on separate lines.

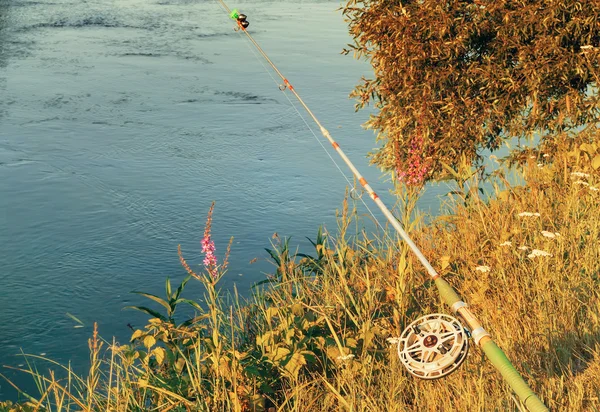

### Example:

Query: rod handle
xmin=481 ymin=340 xmax=548 ymax=412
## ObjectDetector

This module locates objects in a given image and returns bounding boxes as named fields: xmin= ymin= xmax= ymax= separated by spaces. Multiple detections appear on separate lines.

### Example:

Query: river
xmin=0 ymin=0 xmax=448 ymax=399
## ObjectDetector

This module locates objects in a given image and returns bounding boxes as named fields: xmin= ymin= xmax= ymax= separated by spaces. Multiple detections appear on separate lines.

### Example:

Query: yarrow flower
xmin=475 ymin=265 xmax=490 ymax=273
xmin=590 ymin=186 xmax=599 ymax=192
xmin=518 ymin=212 xmax=541 ymax=217
xmin=541 ymin=231 xmax=557 ymax=239
xmin=528 ymin=249 xmax=553 ymax=258
xmin=386 ymin=337 xmax=401 ymax=345
xmin=336 ymin=354 xmax=355 ymax=361
xmin=518 ymin=245 xmax=529 ymax=251
xmin=573 ymin=180 xmax=590 ymax=186
xmin=571 ymin=172 xmax=590 ymax=178
xmin=499 ymin=241 xmax=512 ymax=247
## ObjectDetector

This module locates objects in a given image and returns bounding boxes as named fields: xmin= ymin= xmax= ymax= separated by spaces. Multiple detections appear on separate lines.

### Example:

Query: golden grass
xmin=1 ymin=132 xmax=599 ymax=411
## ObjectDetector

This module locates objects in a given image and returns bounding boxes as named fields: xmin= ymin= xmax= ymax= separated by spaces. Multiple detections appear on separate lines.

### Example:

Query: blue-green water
xmin=0 ymin=0 xmax=448 ymax=399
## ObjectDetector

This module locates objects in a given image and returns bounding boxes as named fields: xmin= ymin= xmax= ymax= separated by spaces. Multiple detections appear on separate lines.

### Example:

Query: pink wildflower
xmin=201 ymin=236 xmax=217 ymax=277
xmin=180 ymin=202 xmax=232 ymax=283
xmin=201 ymin=203 xmax=218 ymax=280
xmin=397 ymin=134 xmax=429 ymax=186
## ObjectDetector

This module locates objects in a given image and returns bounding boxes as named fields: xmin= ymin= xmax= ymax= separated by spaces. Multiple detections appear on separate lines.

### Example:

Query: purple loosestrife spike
xmin=201 ymin=235 xmax=218 ymax=280
xmin=201 ymin=202 xmax=218 ymax=280
xmin=397 ymin=135 xmax=429 ymax=186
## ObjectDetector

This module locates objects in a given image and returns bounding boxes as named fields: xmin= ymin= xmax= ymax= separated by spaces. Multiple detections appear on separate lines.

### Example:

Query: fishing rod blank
xmin=216 ymin=3 xmax=548 ymax=411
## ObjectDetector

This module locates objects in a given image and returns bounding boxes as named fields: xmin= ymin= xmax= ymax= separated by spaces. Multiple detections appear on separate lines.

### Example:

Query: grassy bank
xmin=1 ymin=129 xmax=599 ymax=411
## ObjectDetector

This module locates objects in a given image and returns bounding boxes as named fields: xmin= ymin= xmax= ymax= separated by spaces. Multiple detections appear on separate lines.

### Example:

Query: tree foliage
xmin=342 ymin=0 xmax=600 ymax=185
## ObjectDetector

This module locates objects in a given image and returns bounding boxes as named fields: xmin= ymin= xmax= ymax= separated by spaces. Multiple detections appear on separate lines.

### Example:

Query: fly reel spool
xmin=396 ymin=313 xmax=469 ymax=379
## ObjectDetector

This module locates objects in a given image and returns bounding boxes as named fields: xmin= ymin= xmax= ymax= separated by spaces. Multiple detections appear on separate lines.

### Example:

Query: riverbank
xmin=2 ymin=129 xmax=599 ymax=411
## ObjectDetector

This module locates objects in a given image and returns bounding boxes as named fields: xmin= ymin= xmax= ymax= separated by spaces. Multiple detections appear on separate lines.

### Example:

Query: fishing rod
xmin=214 ymin=3 xmax=548 ymax=411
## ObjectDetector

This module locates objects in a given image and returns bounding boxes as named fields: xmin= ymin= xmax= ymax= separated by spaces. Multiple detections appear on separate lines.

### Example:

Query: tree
xmin=342 ymin=0 xmax=600 ymax=185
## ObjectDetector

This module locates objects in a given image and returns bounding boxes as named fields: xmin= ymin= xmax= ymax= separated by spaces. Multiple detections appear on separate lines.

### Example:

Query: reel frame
xmin=396 ymin=313 xmax=469 ymax=380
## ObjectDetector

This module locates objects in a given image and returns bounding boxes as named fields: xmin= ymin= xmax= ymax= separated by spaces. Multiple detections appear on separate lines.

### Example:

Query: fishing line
xmin=217 ymin=3 xmax=384 ymax=232
xmin=209 ymin=3 xmax=549 ymax=410
xmin=242 ymin=37 xmax=379 ymax=221
xmin=216 ymin=4 xmax=438 ymax=278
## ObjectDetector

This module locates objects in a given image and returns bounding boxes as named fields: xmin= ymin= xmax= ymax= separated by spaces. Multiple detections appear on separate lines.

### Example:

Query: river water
xmin=0 ymin=0 xmax=447 ymax=399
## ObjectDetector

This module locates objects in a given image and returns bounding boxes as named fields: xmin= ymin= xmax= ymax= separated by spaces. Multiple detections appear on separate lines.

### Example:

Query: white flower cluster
xmin=475 ymin=265 xmax=490 ymax=273
xmin=518 ymin=212 xmax=541 ymax=217
xmin=500 ymin=213 xmax=559 ymax=262
xmin=541 ymin=231 xmax=560 ymax=239
xmin=574 ymin=180 xmax=590 ymax=186
xmin=570 ymin=171 xmax=598 ymax=192
xmin=571 ymin=172 xmax=590 ymax=178
xmin=528 ymin=249 xmax=553 ymax=259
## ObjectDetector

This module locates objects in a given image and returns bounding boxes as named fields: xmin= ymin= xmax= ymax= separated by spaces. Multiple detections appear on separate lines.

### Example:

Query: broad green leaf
xmin=256 ymin=331 xmax=275 ymax=347
xmin=175 ymin=275 xmax=191 ymax=300
xmin=305 ymin=236 xmax=318 ymax=248
xmin=248 ymin=394 xmax=266 ymax=410
xmin=580 ymin=143 xmax=596 ymax=155
xmin=295 ymin=253 xmax=315 ymax=259
xmin=130 ymin=329 xmax=144 ymax=341
xmin=243 ymin=365 xmax=261 ymax=377
xmin=345 ymin=337 xmax=358 ymax=349
xmin=498 ymin=190 xmax=511 ymax=201
xmin=265 ymin=307 xmax=279 ymax=323
xmin=284 ymin=328 xmax=295 ymax=345
xmin=592 ymin=154 xmax=600 ymax=170
xmin=175 ymin=358 xmax=186 ymax=373
xmin=65 ymin=312 xmax=84 ymax=326
xmin=283 ymin=351 xmax=307 ymax=380
xmin=175 ymin=298 xmax=203 ymax=312
xmin=259 ymin=382 xmax=276 ymax=394
xmin=291 ymin=303 xmax=304 ymax=317
xmin=144 ymin=335 xmax=156 ymax=349
xmin=153 ymin=347 xmax=165 ymax=364
xmin=165 ymin=278 xmax=172 ymax=299
xmin=131 ymin=292 xmax=171 ymax=314
xmin=123 ymin=306 xmax=167 ymax=322
xmin=180 ymin=313 xmax=210 ymax=327
xmin=264 ymin=248 xmax=281 ymax=265
xmin=440 ymin=255 xmax=451 ymax=271
xmin=440 ymin=162 xmax=461 ymax=181
xmin=269 ymin=346 xmax=290 ymax=363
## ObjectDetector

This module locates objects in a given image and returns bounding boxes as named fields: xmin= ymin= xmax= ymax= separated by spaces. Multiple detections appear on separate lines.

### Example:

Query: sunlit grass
xmin=1 ymin=130 xmax=599 ymax=411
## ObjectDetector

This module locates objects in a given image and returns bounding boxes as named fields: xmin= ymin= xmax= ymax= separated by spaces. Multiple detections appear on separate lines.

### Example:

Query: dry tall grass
xmin=1 ymin=130 xmax=599 ymax=411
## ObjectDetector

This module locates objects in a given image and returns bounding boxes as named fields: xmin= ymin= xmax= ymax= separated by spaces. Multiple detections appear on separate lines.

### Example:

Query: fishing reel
xmin=394 ymin=313 xmax=469 ymax=379
xmin=230 ymin=9 xmax=249 ymax=30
